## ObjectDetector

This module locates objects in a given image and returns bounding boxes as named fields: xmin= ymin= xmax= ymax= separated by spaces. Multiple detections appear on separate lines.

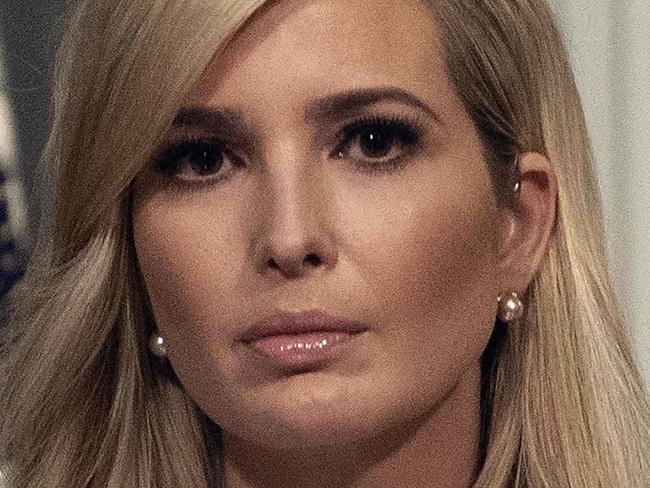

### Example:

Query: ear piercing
xmin=513 ymin=155 xmax=522 ymax=194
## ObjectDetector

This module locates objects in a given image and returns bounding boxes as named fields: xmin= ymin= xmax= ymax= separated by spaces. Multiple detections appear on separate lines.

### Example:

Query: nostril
xmin=304 ymin=253 xmax=321 ymax=266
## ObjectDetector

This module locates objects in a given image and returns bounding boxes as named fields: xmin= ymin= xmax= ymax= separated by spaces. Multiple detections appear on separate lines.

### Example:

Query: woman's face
xmin=132 ymin=0 xmax=505 ymax=450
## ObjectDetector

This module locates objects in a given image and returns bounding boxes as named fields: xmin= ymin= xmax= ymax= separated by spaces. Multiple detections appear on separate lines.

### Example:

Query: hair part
xmin=1 ymin=0 xmax=649 ymax=486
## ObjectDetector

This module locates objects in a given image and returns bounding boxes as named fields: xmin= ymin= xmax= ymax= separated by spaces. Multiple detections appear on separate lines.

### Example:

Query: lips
xmin=239 ymin=309 xmax=369 ymax=343
xmin=240 ymin=310 xmax=370 ymax=370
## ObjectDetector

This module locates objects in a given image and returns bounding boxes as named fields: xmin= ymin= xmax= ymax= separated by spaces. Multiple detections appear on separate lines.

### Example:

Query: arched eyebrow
xmin=170 ymin=106 xmax=256 ymax=147
xmin=305 ymin=87 xmax=441 ymax=124
xmin=172 ymin=107 xmax=247 ymax=132
xmin=171 ymin=87 xmax=441 ymax=135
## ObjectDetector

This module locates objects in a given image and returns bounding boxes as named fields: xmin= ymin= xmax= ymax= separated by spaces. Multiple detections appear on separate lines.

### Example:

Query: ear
xmin=496 ymin=152 xmax=558 ymax=294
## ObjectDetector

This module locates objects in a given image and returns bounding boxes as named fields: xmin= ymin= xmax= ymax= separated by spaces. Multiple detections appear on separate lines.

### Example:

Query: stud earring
xmin=149 ymin=332 xmax=167 ymax=359
xmin=497 ymin=292 xmax=524 ymax=323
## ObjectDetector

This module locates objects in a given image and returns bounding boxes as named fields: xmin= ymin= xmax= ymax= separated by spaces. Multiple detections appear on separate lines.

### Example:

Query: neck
xmin=220 ymin=366 xmax=482 ymax=488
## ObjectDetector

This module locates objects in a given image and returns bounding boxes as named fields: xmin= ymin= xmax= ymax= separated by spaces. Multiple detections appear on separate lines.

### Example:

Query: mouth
xmin=240 ymin=309 xmax=370 ymax=370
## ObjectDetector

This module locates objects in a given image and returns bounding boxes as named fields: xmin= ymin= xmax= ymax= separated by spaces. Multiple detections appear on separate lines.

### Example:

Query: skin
xmin=131 ymin=0 xmax=557 ymax=487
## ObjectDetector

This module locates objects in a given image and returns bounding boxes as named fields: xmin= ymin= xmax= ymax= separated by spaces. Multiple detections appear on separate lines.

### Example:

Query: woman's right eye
xmin=152 ymin=138 xmax=242 ymax=184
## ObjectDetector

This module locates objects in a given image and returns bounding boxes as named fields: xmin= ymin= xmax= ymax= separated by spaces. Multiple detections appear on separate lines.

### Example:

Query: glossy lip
xmin=239 ymin=309 xmax=370 ymax=343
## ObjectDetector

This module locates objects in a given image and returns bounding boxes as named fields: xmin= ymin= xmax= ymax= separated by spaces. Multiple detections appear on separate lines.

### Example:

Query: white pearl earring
xmin=149 ymin=332 xmax=167 ymax=358
xmin=497 ymin=292 xmax=524 ymax=323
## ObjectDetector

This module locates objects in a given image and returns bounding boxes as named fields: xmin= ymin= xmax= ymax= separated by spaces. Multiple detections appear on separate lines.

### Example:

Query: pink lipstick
xmin=240 ymin=310 xmax=369 ymax=369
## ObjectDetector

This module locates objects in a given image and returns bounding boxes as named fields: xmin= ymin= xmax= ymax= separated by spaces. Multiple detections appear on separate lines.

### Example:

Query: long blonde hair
xmin=1 ymin=0 xmax=648 ymax=486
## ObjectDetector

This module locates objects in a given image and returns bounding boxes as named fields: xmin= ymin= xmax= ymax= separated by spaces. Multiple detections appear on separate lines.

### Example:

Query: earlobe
xmin=496 ymin=152 xmax=558 ymax=294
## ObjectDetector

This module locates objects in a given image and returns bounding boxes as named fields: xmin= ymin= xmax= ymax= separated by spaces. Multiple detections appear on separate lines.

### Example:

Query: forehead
xmin=188 ymin=0 xmax=447 ymax=107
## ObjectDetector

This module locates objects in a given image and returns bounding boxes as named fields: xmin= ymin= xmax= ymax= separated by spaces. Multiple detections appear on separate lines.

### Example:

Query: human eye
xmin=330 ymin=115 xmax=424 ymax=173
xmin=151 ymin=136 xmax=244 ymax=186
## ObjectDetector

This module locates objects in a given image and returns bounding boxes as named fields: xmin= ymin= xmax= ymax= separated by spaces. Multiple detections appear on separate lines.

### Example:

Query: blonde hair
xmin=1 ymin=0 xmax=648 ymax=486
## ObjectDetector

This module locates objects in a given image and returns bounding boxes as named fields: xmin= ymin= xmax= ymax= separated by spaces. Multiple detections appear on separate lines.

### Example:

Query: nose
xmin=251 ymin=160 xmax=338 ymax=281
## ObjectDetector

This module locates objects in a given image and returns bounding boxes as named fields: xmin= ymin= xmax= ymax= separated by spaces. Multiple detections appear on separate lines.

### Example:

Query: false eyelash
xmin=332 ymin=113 xmax=425 ymax=173
xmin=339 ymin=113 xmax=425 ymax=144
xmin=148 ymin=135 xmax=245 ymax=194
xmin=146 ymin=112 xmax=427 ymax=195
xmin=151 ymin=136 xmax=226 ymax=174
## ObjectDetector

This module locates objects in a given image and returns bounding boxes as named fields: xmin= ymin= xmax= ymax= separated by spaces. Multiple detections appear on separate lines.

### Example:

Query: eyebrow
xmin=305 ymin=87 xmax=441 ymax=123
xmin=172 ymin=107 xmax=248 ymax=132
xmin=170 ymin=106 xmax=257 ymax=149
xmin=171 ymin=87 xmax=441 ymax=133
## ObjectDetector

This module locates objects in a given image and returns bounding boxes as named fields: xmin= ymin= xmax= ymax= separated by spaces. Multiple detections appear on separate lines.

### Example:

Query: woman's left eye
xmin=332 ymin=117 xmax=423 ymax=170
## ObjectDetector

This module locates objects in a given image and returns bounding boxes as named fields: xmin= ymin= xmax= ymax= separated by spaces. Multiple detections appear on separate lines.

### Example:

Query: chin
xmin=232 ymin=411 xmax=383 ymax=450
xmin=218 ymin=378 xmax=426 ymax=449
xmin=219 ymin=384 xmax=392 ymax=450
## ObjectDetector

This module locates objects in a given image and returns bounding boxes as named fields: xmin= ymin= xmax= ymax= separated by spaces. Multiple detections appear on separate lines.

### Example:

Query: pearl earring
xmin=497 ymin=292 xmax=524 ymax=323
xmin=149 ymin=332 xmax=167 ymax=358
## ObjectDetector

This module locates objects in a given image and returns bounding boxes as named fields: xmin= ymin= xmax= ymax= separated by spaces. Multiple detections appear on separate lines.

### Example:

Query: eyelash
xmin=151 ymin=138 xmax=244 ymax=190
xmin=150 ymin=114 xmax=425 ymax=189
xmin=330 ymin=114 xmax=424 ymax=173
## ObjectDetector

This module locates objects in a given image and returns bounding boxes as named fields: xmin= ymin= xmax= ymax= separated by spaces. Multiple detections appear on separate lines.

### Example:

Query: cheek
xmin=365 ymin=194 xmax=497 ymax=315
xmin=131 ymin=195 xmax=244 ymax=357
xmin=347 ymin=164 xmax=500 ymax=386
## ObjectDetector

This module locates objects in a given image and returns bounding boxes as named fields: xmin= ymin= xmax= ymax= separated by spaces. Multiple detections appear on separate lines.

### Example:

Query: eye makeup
xmin=330 ymin=113 xmax=425 ymax=174
xmin=147 ymin=110 xmax=428 ymax=192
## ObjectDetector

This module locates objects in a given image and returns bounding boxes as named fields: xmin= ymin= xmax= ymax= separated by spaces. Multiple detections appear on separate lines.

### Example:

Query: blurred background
xmin=0 ymin=0 xmax=648 ymax=384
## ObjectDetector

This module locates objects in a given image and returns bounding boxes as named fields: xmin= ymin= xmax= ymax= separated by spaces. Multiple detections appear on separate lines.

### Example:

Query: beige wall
xmin=550 ymin=0 xmax=650 ymax=385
